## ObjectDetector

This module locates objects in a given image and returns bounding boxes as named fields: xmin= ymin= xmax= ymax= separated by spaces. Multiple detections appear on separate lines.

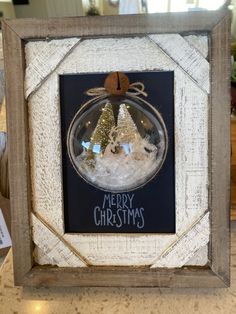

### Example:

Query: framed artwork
xmin=61 ymin=71 xmax=175 ymax=233
xmin=2 ymin=5 xmax=230 ymax=287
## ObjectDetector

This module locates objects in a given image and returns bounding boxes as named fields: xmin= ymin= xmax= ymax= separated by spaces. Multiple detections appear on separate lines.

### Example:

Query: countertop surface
xmin=0 ymin=222 xmax=235 ymax=314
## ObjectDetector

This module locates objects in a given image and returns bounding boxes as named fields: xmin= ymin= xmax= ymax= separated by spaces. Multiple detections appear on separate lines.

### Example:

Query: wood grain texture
xmin=1 ymin=21 xmax=33 ymax=285
xmin=31 ymin=213 xmax=88 ymax=267
xmin=25 ymin=38 xmax=80 ymax=98
xmin=184 ymin=35 xmax=208 ymax=58
xmin=210 ymin=14 xmax=231 ymax=286
xmin=185 ymin=245 xmax=208 ymax=266
xmin=151 ymin=212 xmax=209 ymax=268
xmin=22 ymin=266 xmax=225 ymax=288
xmin=33 ymin=246 xmax=53 ymax=265
xmin=26 ymin=36 xmax=209 ymax=267
xmin=3 ymin=8 xmax=229 ymax=40
xmin=149 ymin=34 xmax=210 ymax=93
xmin=1 ymin=7 xmax=230 ymax=286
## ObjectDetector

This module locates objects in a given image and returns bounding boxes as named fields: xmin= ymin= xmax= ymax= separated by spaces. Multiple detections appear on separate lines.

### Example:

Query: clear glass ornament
xmin=67 ymin=95 xmax=168 ymax=192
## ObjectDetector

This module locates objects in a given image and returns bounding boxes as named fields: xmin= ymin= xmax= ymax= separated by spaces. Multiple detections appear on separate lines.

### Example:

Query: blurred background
xmin=0 ymin=0 xmax=235 ymax=205
xmin=0 ymin=0 xmax=236 ymax=258
xmin=0 ymin=0 xmax=232 ymax=20
xmin=0 ymin=1 xmax=235 ymax=36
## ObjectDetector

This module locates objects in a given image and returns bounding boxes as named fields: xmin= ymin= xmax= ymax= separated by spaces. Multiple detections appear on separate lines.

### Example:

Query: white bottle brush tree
xmin=79 ymin=102 xmax=158 ymax=191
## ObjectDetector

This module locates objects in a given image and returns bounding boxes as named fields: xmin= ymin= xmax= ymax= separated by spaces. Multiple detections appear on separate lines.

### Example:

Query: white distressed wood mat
xmin=25 ymin=34 xmax=210 ymax=268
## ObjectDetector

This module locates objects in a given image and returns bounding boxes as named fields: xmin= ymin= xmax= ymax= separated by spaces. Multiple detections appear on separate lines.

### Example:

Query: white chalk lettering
xmin=93 ymin=193 xmax=145 ymax=229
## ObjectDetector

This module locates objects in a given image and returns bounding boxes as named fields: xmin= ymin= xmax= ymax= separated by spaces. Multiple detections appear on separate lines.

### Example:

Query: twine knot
xmin=86 ymin=82 xmax=147 ymax=98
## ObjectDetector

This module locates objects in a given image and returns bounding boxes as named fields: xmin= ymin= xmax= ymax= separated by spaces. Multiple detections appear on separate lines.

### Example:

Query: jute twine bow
xmin=86 ymin=82 xmax=148 ymax=97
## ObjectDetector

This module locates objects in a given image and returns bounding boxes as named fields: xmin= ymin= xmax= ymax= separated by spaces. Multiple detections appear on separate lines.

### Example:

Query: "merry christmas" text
xmin=93 ymin=193 xmax=145 ymax=229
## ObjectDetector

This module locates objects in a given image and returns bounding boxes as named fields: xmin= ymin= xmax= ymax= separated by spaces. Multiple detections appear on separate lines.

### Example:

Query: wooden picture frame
xmin=2 ymin=5 xmax=230 ymax=287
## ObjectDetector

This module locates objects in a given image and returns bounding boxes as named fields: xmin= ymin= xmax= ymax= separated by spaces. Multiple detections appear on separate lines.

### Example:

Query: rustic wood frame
xmin=2 ymin=6 xmax=231 ymax=287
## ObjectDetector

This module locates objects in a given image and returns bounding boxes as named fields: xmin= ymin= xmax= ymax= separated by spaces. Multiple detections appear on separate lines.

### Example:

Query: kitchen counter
xmin=0 ymin=222 xmax=235 ymax=314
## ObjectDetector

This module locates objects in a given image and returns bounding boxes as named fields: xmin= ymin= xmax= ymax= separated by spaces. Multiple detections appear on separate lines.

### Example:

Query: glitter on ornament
xmin=75 ymin=102 xmax=165 ymax=192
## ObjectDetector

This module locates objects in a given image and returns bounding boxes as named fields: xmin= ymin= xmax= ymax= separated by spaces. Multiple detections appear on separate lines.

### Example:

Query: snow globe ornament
xmin=67 ymin=72 xmax=168 ymax=192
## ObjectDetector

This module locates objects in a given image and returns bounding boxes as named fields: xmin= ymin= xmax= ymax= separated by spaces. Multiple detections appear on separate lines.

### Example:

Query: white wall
xmin=14 ymin=0 xmax=48 ymax=18
xmin=0 ymin=2 xmax=15 ymax=18
xmin=14 ymin=0 xmax=84 ymax=18
xmin=231 ymin=0 xmax=236 ymax=40
xmin=46 ymin=0 xmax=84 ymax=17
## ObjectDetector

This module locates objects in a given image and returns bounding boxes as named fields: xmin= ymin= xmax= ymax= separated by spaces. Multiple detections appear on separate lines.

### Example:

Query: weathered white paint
xmin=26 ymin=35 xmax=210 ymax=267
xmin=31 ymin=213 xmax=87 ymax=267
xmin=25 ymin=38 xmax=80 ymax=98
xmin=149 ymin=34 xmax=210 ymax=93
xmin=34 ymin=246 xmax=55 ymax=265
xmin=151 ymin=212 xmax=210 ymax=268
xmin=184 ymin=35 xmax=208 ymax=58
xmin=185 ymin=244 xmax=208 ymax=266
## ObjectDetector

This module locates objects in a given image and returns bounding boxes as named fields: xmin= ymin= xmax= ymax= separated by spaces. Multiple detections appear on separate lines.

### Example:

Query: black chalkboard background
xmin=60 ymin=71 xmax=175 ymax=233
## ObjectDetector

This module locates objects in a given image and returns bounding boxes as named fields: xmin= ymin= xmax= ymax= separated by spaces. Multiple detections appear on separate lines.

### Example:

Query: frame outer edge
xmin=2 ymin=20 xmax=33 ymax=285
xmin=1 ymin=7 xmax=232 ymax=287
xmin=22 ymin=267 xmax=226 ymax=288
xmin=2 ymin=7 xmax=230 ymax=40
xmin=210 ymin=12 xmax=231 ymax=287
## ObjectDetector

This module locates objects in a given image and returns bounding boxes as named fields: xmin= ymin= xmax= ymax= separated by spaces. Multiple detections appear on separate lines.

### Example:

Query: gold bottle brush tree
xmin=68 ymin=72 xmax=168 ymax=192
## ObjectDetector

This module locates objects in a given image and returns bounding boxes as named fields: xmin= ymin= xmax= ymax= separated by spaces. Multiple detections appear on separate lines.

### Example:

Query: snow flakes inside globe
xmin=67 ymin=96 xmax=168 ymax=192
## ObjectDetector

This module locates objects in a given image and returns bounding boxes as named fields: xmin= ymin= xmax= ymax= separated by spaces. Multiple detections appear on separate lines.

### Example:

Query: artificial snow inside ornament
xmin=67 ymin=72 xmax=168 ymax=192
